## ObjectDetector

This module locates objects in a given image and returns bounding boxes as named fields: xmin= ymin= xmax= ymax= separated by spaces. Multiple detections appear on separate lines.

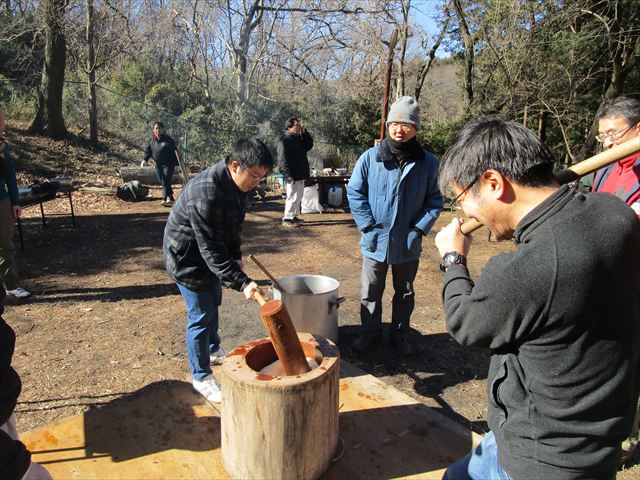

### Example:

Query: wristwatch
xmin=440 ymin=251 xmax=467 ymax=272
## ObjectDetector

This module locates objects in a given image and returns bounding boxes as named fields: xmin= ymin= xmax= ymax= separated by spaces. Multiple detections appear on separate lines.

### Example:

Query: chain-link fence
xmin=1 ymin=78 xmax=365 ymax=175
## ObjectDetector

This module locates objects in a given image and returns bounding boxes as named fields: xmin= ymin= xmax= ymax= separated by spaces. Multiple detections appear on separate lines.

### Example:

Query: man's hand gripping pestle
xmin=252 ymin=291 xmax=311 ymax=375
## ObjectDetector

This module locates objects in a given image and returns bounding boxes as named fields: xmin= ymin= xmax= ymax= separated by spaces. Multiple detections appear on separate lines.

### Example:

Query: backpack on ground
xmin=116 ymin=180 xmax=149 ymax=202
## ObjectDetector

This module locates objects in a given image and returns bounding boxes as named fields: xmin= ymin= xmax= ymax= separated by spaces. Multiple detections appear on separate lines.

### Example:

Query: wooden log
xmin=119 ymin=166 xmax=183 ymax=185
xmin=259 ymin=299 xmax=311 ymax=376
xmin=221 ymin=333 xmax=340 ymax=480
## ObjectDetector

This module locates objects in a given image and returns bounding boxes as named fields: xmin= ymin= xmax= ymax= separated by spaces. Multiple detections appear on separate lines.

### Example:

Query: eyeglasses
xmin=243 ymin=168 xmax=264 ymax=181
xmin=451 ymin=176 xmax=480 ymax=206
xmin=388 ymin=122 xmax=415 ymax=132
xmin=595 ymin=122 xmax=638 ymax=143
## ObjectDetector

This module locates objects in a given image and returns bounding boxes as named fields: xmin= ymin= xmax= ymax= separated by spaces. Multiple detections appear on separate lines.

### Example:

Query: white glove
xmin=140 ymin=160 xmax=149 ymax=167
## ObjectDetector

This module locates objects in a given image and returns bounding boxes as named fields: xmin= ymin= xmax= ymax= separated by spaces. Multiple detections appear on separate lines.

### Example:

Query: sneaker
xmin=161 ymin=199 xmax=174 ymax=207
xmin=352 ymin=331 xmax=382 ymax=352
xmin=620 ymin=441 xmax=637 ymax=465
xmin=7 ymin=287 xmax=31 ymax=298
xmin=192 ymin=375 xmax=221 ymax=404
xmin=282 ymin=219 xmax=297 ymax=228
xmin=210 ymin=347 xmax=227 ymax=365
xmin=292 ymin=217 xmax=304 ymax=223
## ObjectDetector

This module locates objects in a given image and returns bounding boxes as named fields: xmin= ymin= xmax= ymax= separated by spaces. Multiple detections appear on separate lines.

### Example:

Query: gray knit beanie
xmin=386 ymin=96 xmax=420 ymax=129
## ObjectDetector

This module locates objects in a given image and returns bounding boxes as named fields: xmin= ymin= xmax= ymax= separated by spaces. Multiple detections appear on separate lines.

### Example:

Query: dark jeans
xmin=360 ymin=256 xmax=419 ymax=334
xmin=177 ymin=281 xmax=222 ymax=381
xmin=155 ymin=163 xmax=175 ymax=200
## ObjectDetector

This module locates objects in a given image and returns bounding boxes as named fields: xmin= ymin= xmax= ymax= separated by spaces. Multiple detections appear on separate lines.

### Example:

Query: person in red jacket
xmin=594 ymin=96 xmax=640 ymax=216
xmin=0 ymin=286 xmax=51 ymax=479
xmin=594 ymin=95 xmax=640 ymax=463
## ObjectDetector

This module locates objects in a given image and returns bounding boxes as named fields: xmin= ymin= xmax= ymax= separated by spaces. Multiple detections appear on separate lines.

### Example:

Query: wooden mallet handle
xmin=460 ymin=137 xmax=640 ymax=235
xmin=248 ymin=254 xmax=287 ymax=293
xmin=253 ymin=290 xmax=267 ymax=306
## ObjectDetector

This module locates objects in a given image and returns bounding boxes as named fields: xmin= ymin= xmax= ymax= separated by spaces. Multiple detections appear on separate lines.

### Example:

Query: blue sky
xmin=412 ymin=0 xmax=444 ymax=38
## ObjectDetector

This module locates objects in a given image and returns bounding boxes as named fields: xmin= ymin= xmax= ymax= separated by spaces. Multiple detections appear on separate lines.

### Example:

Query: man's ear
xmin=480 ymin=169 xmax=509 ymax=200
xmin=229 ymin=159 xmax=240 ymax=173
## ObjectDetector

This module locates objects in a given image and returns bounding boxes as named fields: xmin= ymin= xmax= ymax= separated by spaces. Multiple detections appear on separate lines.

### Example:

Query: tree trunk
xmin=452 ymin=0 xmax=475 ymax=105
xmin=414 ymin=8 xmax=450 ymax=101
xmin=576 ymin=2 xmax=639 ymax=161
xmin=538 ymin=110 xmax=547 ymax=143
xmin=395 ymin=0 xmax=410 ymax=97
xmin=86 ymin=0 xmax=98 ymax=145
xmin=45 ymin=0 xmax=67 ymax=140
xmin=29 ymin=0 xmax=68 ymax=138
xmin=233 ymin=0 xmax=262 ymax=115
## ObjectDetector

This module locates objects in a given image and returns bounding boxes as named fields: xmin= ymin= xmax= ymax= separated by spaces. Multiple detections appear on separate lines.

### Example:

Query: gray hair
xmin=439 ymin=119 xmax=556 ymax=195
xmin=596 ymin=96 xmax=640 ymax=126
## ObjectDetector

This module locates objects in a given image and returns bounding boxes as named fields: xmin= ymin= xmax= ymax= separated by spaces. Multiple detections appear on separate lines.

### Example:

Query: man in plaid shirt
xmin=163 ymin=138 xmax=273 ymax=404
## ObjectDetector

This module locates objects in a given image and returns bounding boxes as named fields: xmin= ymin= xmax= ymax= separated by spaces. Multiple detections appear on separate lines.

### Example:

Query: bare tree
xmin=577 ymin=0 xmax=640 ymax=160
xmin=82 ymin=0 xmax=134 ymax=143
xmin=414 ymin=4 xmax=450 ymax=101
xmin=29 ymin=0 xmax=68 ymax=137
xmin=451 ymin=0 xmax=480 ymax=106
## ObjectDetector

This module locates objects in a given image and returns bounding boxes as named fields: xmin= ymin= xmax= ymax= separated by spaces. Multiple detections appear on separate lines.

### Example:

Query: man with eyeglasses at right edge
xmin=594 ymin=95 xmax=640 ymax=464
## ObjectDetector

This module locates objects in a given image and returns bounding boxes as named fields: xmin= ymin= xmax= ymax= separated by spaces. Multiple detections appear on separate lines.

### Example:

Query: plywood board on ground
xmin=22 ymin=360 xmax=481 ymax=479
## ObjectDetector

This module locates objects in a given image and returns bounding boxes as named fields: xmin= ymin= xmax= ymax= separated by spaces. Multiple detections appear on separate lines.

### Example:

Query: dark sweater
xmin=0 ymin=287 xmax=31 ymax=479
xmin=163 ymin=161 xmax=251 ymax=292
xmin=442 ymin=185 xmax=640 ymax=479
xmin=143 ymin=133 xmax=179 ymax=167
xmin=277 ymin=131 xmax=313 ymax=182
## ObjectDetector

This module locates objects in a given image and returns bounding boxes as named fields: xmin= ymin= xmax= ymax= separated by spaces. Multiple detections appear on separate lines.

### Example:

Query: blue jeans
xmin=155 ymin=163 xmax=175 ymax=200
xmin=443 ymin=431 xmax=512 ymax=480
xmin=177 ymin=281 xmax=222 ymax=381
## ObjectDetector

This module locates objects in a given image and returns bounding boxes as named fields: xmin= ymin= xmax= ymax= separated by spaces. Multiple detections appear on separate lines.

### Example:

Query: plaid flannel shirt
xmin=163 ymin=161 xmax=251 ymax=291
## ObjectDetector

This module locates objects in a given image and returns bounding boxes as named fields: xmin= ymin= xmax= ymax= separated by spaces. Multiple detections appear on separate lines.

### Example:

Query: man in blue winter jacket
xmin=347 ymin=96 xmax=443 ymax=355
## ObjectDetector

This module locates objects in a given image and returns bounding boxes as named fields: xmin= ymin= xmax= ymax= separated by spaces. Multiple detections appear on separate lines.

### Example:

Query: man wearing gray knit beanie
xmin=347 ymin=96 xmax=443 ymax=356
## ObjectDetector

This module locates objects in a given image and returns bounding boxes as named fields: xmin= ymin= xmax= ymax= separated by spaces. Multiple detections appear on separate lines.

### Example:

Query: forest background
xmin=0 ymin=0 xmax=638 ymax=176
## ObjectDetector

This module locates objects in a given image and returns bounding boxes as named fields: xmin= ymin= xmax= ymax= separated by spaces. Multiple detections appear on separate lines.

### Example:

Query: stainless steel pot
xmin=272 ymin=275 xmax=345 ymax=343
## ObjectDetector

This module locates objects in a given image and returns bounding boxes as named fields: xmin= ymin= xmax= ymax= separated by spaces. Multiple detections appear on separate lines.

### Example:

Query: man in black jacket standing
xmin=163 ymin=138 xmax=272 ymax=404
xmin=277 ymin=117 xmax=313 ymax=227
xmin=435 ymin=120 xmax=640 ymax=479
xmin=1 ymin=286 xmax=51 ymax=479
xmin=143 ymin=121 xmax=180 ymax=207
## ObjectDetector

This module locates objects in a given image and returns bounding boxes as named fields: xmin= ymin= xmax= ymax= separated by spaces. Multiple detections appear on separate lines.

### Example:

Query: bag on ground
xmin=116 ymin=180 xmax=149 ymax=202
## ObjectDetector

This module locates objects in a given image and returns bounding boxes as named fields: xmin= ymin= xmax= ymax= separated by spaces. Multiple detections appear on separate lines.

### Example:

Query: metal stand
xmin=16 ymin=189 xmax=76 ymax=252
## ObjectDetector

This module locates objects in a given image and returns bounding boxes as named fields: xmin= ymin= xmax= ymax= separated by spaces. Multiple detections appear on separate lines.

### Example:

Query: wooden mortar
xmin=221 ymin=333 xmax=340 ymax=480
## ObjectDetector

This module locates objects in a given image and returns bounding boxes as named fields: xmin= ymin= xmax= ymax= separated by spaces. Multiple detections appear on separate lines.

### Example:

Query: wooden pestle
xmin=253 ymin=291 xmax=311 ymax=375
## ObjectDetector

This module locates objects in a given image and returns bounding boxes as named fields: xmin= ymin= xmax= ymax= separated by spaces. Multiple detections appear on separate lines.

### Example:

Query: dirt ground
xmin=6 ymin=187 xmax=640 ymax=478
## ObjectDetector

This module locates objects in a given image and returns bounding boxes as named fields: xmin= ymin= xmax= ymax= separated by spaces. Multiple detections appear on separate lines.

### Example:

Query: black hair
xmin=284 ymin=117 xmax=299 ymax=130
xmin=153 ymin=121 xmax=165 ymax=129
xmin=226 ymin=137 xmax=274 ymax=172
xmin=439 ymin=119 xmax=556 ymax=194
xmin=596 ymin=96 xmax=640 ymax=127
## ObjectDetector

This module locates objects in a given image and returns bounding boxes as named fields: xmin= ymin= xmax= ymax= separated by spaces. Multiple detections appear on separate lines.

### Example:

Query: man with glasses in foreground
xmin=435 ymin=119 xmax=640 ymax=479
xmin=347 ymin=96 xmax=443 ymax=356
xmin=594 ymin=95 xmax=640 ymax=463
xmin=163 ymin=138 xmax=271 ymax=404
